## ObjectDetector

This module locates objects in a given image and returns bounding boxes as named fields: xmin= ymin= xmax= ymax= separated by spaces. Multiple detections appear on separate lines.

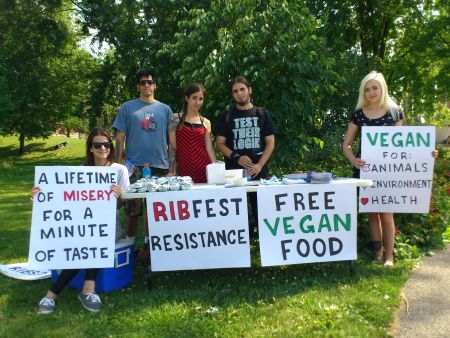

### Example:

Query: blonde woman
xmin=343 ymin=71 xmax=404 ymax=266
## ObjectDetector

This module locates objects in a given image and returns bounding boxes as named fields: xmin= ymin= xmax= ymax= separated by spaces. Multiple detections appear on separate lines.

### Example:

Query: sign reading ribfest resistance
xmin=257 ymin=184 xmax=357 ymax=266
xmin=146 ymin=188 xmax=250 ymax=271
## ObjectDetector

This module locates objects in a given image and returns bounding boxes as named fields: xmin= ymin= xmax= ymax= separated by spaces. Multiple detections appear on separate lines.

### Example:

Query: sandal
xmin=371 ymin=241 xmax=383 ymax=263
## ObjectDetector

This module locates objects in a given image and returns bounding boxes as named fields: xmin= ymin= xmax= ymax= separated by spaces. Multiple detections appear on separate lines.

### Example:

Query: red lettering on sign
xmin=153 ymin=202 xmax=168 ymax=221
xmin=178 ymin=200 xmax=190 ymax=220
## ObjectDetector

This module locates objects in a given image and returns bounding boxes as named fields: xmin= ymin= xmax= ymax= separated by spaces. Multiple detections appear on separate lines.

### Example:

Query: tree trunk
xmin=18 ymin=132 xmax=25 ymax=155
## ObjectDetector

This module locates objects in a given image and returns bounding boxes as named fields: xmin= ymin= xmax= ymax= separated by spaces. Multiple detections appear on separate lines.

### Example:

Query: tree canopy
xmin=161 ymin=0 xmax=338 ymax=169
xmin=0 ymin=0 xmax=97 ymax=154
xmin=0 ymin=0 xmax=448 ymax=160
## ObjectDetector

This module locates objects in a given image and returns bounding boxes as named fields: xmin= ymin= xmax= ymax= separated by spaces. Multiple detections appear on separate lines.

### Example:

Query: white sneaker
xmin=38 ymin=297 xmax=56 ymax=314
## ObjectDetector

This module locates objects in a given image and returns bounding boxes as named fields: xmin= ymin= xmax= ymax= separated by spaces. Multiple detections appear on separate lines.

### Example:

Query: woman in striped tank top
xmin=168 ymin=83 xmax=216 ymax=182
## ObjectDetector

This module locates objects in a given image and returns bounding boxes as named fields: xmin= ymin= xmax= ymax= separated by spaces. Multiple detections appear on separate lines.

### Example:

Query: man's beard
xmin=236 ymin=98 xmax=250 ymax=107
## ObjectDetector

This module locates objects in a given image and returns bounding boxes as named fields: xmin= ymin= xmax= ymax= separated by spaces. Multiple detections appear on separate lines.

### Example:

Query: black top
xmin=350 ymin=108 xmax=403 ymax=129
xmin=215 ymin=106 xmax=275 ymax=178
xmin=349 ymin=108 xmax=404 ymax=177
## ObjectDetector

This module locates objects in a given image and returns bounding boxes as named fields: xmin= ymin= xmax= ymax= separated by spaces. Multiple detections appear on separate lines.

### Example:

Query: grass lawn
xmin=0 ymin=135 xmax=425 ymax=337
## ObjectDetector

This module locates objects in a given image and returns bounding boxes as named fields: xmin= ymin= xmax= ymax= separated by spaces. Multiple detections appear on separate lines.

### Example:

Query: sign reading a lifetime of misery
xmin=146 ymin=187 xmax=250 ymax=271
xmin=28 ymin=166 xmax=117 ymax=269
xmin=257 ymin=184 xmax=357 ymax=266
xmin=360 ymin=126 xmax=435 ymax=213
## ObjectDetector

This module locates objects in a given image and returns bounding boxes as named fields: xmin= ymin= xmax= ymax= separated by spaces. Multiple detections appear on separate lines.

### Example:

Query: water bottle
xmin=243 ymin=168 xmax=251 ymax=181
xmin=143 ymin=163 xmax=151 ymax=179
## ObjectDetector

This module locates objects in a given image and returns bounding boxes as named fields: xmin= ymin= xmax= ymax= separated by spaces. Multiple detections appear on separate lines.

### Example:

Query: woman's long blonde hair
xmin=355 ymin=71 xmax=401 ymax=120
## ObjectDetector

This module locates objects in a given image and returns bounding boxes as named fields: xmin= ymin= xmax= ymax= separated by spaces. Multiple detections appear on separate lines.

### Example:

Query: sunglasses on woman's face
xmin=92 ymin=142 xmax=112 ymax=149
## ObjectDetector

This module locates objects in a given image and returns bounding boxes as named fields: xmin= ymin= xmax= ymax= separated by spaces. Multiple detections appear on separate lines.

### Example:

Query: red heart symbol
xmin=361 ymin=197 xmax=369 ymax=205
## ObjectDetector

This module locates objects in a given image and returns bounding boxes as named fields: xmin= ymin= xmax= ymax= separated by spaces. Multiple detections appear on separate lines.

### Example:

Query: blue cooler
xmin=51 ymin=239 xmax=134 ymax=292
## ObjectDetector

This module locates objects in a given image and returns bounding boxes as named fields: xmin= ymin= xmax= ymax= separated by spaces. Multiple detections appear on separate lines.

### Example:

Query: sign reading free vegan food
xmin=257 ymin=184 xmax=358 ymax=266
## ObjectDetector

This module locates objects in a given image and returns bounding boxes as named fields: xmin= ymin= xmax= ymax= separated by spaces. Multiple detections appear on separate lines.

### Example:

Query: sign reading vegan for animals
xmin=146 ymin=188 xmax=250 ymax=271
xmin=360 ymin=126 xmax=435 ymax=213
xmin=257 ymin=184 xmax=357 ymax=266
xmin=28 ymin=166 xmax=117 ymax=269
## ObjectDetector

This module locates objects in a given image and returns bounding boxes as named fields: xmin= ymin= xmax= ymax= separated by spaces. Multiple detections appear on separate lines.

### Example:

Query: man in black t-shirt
xmin=215 ymin=76 xmax=275 ymax=179
xmin=215 ymin=76 xmax=275 ymax=239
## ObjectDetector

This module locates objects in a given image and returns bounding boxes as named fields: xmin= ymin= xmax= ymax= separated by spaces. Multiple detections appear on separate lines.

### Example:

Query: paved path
xmin=394 ymin=245 xmax=450 ymax=338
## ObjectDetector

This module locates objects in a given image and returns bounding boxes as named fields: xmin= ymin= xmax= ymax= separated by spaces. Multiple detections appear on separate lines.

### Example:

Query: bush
xmin=395 ymin=147 xmax=449 ymax=251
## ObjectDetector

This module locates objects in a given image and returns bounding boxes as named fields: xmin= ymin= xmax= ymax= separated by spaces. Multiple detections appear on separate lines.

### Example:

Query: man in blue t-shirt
xmin=113 ymin=69 xmax=173 ymax=263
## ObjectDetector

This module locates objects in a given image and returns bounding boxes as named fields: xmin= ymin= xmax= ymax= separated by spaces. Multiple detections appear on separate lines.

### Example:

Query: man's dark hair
xmin=135 ymin=69 xmax=156 ymax=83
xmin=229 ymin=75 xmax=251 ymax=90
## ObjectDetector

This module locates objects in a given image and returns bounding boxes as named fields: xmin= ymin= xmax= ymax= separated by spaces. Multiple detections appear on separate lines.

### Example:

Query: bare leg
xmin=82 ymin=280 xmax=95 ymax=294
xmin=380 ymin=212 xmax=395 ymax=265
xmin=45 ymin=290 xmax=58 ymax=300
xmin=368 ymin=213 xmax=383 ymax=261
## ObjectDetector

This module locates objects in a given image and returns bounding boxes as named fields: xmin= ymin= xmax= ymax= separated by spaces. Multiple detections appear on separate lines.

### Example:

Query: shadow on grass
xmin=0 ymin=142 xmax=51 ymax=157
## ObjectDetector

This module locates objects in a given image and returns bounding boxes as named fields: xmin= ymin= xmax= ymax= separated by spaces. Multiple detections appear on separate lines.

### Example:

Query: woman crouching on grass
xmin=33 ymin=128 xmax=129 ymax=314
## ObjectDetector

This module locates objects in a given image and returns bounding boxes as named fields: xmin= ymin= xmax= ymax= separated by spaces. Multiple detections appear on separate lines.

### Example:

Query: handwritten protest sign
xmin=28 ymin=166 xmax=117 ymax=269
xmin=0 ymin=263 xmax=50 ymax=280
xmin=257 ymin=184 xmax=357 ymax=266
xmin=360 ymin=126 xmax=435 ymax=213
xmin=146 ymin=188 xmax=250 ymax=271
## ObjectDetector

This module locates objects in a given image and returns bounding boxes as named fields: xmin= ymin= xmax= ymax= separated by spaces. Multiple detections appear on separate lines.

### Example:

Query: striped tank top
xmin=176 ymin=119 xmax=211 ymax=183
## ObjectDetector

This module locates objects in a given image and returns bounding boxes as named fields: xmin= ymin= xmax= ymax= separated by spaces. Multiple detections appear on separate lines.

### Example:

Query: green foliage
xmin=395 ymin=147 xmax=450 ymax=251
xmin=306 ymin=0 xmax=450 ymax=127
xmin=162 ymin=0 xmax=338 ymax=170
xmin=0 ymin=0 xmax=97 ymax=154
xmin=56 ymin=116 xmax=89 ymax=135
xmin=74 ymin=0 xmax=207 ymax=127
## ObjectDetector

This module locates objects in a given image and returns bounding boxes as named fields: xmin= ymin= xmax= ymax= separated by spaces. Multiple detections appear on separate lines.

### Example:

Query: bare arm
xmin=168 ymin=131 xmax=177 ymax=175
xmin=342 ymin=123 xmax=365 ymax=169
xmin=248 ymin=134 xmax=275 ymax=177
xmin=394 ymin=119 xmax=404 ymax=126
xmin=204 ymin=119 xmax=217 ymax=163
xmin=115 ymin=131 xmax=126 ymax=164
xmin=216 ymin=135 xmax=232 ymax=159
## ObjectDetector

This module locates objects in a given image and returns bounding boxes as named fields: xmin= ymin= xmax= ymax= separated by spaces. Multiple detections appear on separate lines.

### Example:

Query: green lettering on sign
xmin=333 ymin=214 xmax=351 ymax=231
xmin=318 ymin=214 xmax=332 ymax=232
xmin=366 ymin=132 xmax=378 ymax=146
xmin=264 ymin=218 xmax=279 ymax=236
xmin=300 ymin=215 xmax=315 ymax=233
xmin=283 ymin=216 xmax=295 ymax=234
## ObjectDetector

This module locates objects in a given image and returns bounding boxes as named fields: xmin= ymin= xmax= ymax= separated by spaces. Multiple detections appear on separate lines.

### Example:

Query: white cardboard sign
xmin=0 ymin=263 xmax=51 ymax=280
xmin=257 ymin=184 xmax=357 ymax=266
xmin=360 ymin=126 xmax=435 ymax=213
xmin=28 ymin=166 xmax=117 ymax=269
xmin=146 ymin=188 xmax=250 ymax=271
